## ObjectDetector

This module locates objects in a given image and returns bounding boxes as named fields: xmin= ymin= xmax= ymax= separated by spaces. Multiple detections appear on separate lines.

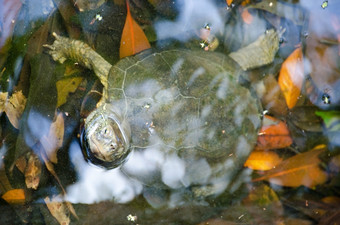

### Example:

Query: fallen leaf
xmin=0 ymin=92 xmax=7 ymax=110
xmin=241 ymin=9 xmax=253 ymax=24
xmin=25 ymin=152 xmax=41 ymax=190
xmin=119 ymin=0 xmax=151 ymax=58
xmin=242 ymin=183 xmax=284 ymax=224
xmin=2 ymin=189 xmax=25 ymax=204
xmin=226 ymin=0 xmax=233 ymax=6
xmin=45 ymin=195 xmax=71 ymax=225
xmin=40 ymin=112 xmax=64 ymax=164
xmin=278 ymin=47 xmax=304 ymax=109
xmin=0 ymin=91 xmax=27 ymax=128
xmin=256 ymin=115 xmax=293 ymax=150
xmin=40 ymin=153 xmax=79 ymax=220
xmin=315 ymin=111 xmax=340 ymax=130
xmin=244 ymin=151 xmax=282 ymax=171
xmin=56 ymin=77 xmax=83 ymax=107
xmin=253 ymin=145 xmax=328 ymax=188
xmin=255 ymin=74 xmax=288 ymax=116
xmin=15 ymin=155 xmax=27 ymax=173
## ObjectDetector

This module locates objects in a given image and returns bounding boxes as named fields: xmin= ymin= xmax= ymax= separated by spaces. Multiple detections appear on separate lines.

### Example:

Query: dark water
xmin=0 ymin=0 xmax=340 ymax=224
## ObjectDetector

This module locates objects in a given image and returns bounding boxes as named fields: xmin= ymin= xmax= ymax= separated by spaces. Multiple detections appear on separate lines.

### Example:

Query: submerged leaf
xmin=256 ymin=115 xmax=293 ymax=150
xmin=40 ymin=112 xmax=64 ymax=164
xmin=278 ymin=47 xmax=304 ymax=109
xmin=253 ymin=145 xmax=328 ymax=188
xmin=0 ymin=91 xmax=27 ymax=128
xmin=25 ymin=152 xmax=41 ymax=190
xmin=56 ymin=77 xmax=83 ymax=107
xmin=119 ymin=0 xmax=151 ymax=58
xmin=45 ymin=195 xmax=71 ymax=225
xmin=244 ymin=151 xmax=282 ymax=171
xmin=2 ymin=189 xmax=25 ymax=204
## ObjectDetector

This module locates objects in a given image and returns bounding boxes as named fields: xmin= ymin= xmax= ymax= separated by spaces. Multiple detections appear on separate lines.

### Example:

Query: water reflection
xmin=67 ymin=140 xmax=143 ymax=204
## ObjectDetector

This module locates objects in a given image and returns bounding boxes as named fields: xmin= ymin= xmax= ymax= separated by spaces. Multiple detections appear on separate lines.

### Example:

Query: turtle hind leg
xmin=229 ymin=29 xmax=283 ymax=71
xmin=44 ymin=32 xmax=111 ymax=93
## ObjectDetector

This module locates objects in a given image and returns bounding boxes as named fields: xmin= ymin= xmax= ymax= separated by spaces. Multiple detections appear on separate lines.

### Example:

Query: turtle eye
xmin=101 ymin=125 xmax=114 ymax=138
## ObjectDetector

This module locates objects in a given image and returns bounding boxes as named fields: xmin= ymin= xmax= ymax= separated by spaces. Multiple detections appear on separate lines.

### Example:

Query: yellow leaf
xmin=253 ymin=145 xmax=328 ymax=188
xmin=119 ymin=0 xmax=151 ymax=58
xmin=40 ymin=112 xmax=64 ymax=164
xmin=244 ymin=151 xmax=282 ymax=171
xmin=2 ymin=189 xmax=25 ymax=204
xmin=56 ymin=77 xmax=83 ymax=107
xmin=226 ymin=0 xmax=233 ymax=6
xmin=278 ymin=47 xmax=304 ymax=109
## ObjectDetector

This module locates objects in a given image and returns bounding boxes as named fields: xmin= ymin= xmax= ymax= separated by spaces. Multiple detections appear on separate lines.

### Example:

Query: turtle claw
xmin=44 ymin=32 xmax=68 ymax=64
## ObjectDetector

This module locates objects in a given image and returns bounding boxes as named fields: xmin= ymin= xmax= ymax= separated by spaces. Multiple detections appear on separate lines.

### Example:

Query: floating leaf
xmin=119 ymin=0 xmax=151 ymax=58
xmin=2 ymin=189 xmax=25 ymax=204
xmin=244 ymin=151 xmax=282 ymax=171
xmin=40 ymin=112 xmax=64 ymax=164
xmin=278 ymin=47 xmax=304 ymax=109
xmin=256 ymin=115 xmax=293 ymax=150
xmin=253 ymin=145 xmax=328 ymax=188
xmin=56 ymin=76 xmax=83 ymax=107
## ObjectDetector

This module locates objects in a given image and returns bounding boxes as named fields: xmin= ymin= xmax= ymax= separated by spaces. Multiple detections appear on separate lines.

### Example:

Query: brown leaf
xmin=1 ymin=189 xmax=25 ymax=204
xmin=56 ymin=77 xmax=83 ymax=108
xmin=278 ymin=47 xmax=304 ymax=109
xmin=119 ymin=0 xmax=151 ymax=58
xmin=242 ymin=183 xmax=284 ymax=224
xmin=25 ymin=152 xmax=41 ymax=190
xmin=256 ymin=115 xmax=293 ymax=150
xmin=253 ymin=145 xmax=328 ymax=188
xmin=44 ymin=195 xmax=71 ymax=225
xmin=15 ymin=155 xmax=27 ymax=173
xmin=256 ymin=74 xmax=288 ymax=116
xmin=0 ymin=91 xmax=27 ymax=128
xmin=40 ymin=112 xmax=64 ymax=164
xmin=244 ymin=151 xmax=282 ymax=171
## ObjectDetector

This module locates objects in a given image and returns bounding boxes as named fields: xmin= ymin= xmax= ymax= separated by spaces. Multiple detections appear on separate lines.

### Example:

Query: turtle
xmin=44 ymin=30 xmax=279 ymax=196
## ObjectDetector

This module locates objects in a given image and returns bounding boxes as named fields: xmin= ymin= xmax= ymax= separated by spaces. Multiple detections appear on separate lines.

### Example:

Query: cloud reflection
xmin=66 ymin=141 xmax=143 ymax=203
xmin=154 ymin=0 xmax=225 ymax=41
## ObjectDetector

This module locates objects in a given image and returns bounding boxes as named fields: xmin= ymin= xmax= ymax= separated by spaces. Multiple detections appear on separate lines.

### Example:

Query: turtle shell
xmin=107 ymin=49 xmax=261 ymax=155
xmin=81 ymin=49 xmax=262 ymax=195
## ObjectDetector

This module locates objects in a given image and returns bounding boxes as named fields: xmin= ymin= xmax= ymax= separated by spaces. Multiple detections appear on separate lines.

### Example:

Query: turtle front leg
xmin=44 ymin=33 xmax=111 ymax=99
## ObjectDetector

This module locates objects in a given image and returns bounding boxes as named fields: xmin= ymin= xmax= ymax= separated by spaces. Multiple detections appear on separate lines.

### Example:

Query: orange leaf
xmin=226 ymin=0 xmax=233 ymax=6
xmin=241 ymin=9 xmax=253 ymax=24
xmin=253 ymin=145 xmax=328 ymax=188
xmin=278 ymin=47 xmax=304 ymax=109
xmin=256 ymin=115 xmax=293 ymax=150
xmin=119 ymin=0 xmax=151 ymax=58
xmin=244 ymin=151 xmax=282 ymax=171
xmin=2 ymin=189 xmax=25 ymax=204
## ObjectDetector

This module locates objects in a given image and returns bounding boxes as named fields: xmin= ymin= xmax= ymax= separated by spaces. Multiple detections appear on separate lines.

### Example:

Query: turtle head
xmin=81 ymin=103 xmax=131 ymax=169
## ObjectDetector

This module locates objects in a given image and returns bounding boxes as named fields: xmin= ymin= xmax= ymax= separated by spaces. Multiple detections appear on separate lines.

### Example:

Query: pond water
xmin=0 ymin=0 xmax=340 ymax=224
